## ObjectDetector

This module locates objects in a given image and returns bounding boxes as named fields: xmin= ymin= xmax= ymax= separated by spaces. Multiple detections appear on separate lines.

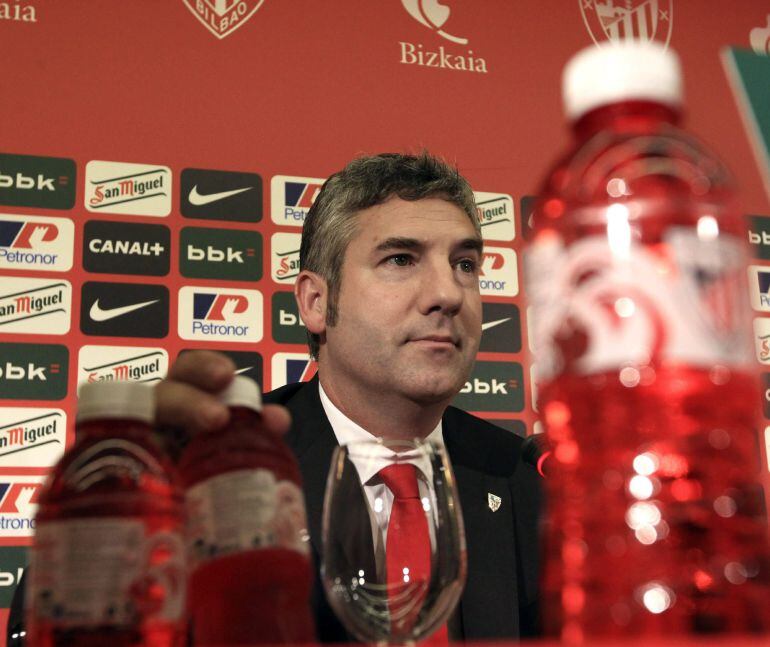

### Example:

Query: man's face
xmin=321 ymin=197 xmax=482 ymax=405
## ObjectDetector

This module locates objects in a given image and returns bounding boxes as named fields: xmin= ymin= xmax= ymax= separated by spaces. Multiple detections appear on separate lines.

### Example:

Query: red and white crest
xmin=182 ymin=0 xmax=266 ymax=40
xmin=579 ymin=0 xmax=673 ymax=49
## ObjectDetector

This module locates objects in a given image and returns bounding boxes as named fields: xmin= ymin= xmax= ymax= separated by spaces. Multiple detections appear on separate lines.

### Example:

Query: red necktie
xmin=380 ymin=463 xmax=449 ymax=646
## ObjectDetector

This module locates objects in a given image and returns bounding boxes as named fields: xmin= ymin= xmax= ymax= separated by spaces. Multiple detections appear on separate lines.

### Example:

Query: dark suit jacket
xmin=268 ymin=377 xmax=543 ymax=642
xmin=7 ymin=377 xmax=542 ymax=645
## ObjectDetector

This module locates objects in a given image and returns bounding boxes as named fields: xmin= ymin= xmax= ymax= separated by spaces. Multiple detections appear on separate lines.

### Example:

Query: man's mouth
xmin=410 ymin=335 xmax=460 ymax=348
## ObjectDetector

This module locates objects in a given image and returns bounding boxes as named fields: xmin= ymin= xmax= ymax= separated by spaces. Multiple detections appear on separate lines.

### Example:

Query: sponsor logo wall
xmin=2 ymin=0 xmax=770 ymax=632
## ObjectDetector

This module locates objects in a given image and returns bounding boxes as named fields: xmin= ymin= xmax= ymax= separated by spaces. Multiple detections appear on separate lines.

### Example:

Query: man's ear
xmin=295 ymin=270 xmax=328 ymax=335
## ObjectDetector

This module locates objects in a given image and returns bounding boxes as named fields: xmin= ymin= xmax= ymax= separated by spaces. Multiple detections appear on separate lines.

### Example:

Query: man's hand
xmin=155 ymin=349 xmax=291 ymax=439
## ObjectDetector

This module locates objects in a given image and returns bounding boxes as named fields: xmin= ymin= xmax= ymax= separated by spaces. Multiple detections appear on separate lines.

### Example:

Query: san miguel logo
xmin=178 ymin=286 xmax=263 ymax=343
xmin=78 ymin=346 xmax=169 ymax=385
xmin=0 ymin=278 xmax=71 ymax=335
xmin=0 ymin=213 xmax=74 ymax=272
xmin=399 ymin=0 xmax=488 ymax=73
xmin=85 ymin=161 xmax=171 ymax=217
xmin=0 ymin=408 xmax=67 ymax=468
xmin=182 ymin=0 xmax=266 ymax=40
xmin=271 ymin=233 xmax=301 ymax=284
xmin=580 ymin=0 xmax=673 ymax=49
xmin=473 ymin=192 xmax=515 ymax=242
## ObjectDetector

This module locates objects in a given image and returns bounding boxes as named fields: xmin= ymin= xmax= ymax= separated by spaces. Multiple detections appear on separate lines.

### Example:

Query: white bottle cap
xmin=563 ymin=41 xmax=682 ymax=121
xmin=218 ymin=376 xmax=262 ymax=412
xmin=77 ymin=381 xmax=155 ymax=424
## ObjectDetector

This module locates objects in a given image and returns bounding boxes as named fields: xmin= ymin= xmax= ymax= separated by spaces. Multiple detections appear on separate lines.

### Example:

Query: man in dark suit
xmin=9 ymin=152 xmax=541 ymax=644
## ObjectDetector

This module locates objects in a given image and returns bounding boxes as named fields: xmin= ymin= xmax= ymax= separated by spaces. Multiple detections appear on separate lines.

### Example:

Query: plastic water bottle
xmin=27 ymin=381 xmax=186 ymax=646
xmin=526 ymin=42 xmax=770 ymax=642
xmin=178 ymin=376 xmax=315 ymax=645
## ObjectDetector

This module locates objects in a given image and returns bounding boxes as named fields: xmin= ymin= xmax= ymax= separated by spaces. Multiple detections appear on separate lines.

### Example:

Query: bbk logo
xmin=399 ymin=0 xmax=488 ymax=73
xmin=747 ymin=216 xmax=770 ymax=260
xmin=0 ymin=278 xmax=71 ymax=335
xmin=748 ymin=265 xmax=770 ymax=312
xmin=181 ymin=168 xmax=262 ymax=222
xmin=452 ymin=361 xmax=524 ymax=413
xmin=272 ymin=291 xmax=306 ymax=344
xmin=0 ymin=476 xmax=45 ymax=538
xmin=178 ymin=286 xmax=263 ymax=343
xmin=180 ymin=349 xmax=263 ymax=389
xmin=271 ymin=232 xmax=301 ymax=284
xmin=83 ymin=221 xmax=170 ymax=276
xmin=0 ymin=408 xmax=67 ymax=468
xmin=479 ymin=302 xmax=521 ymax=353
xmin=182 ymin=0 xmax=266 ymax=40
xmin=81 ymin=282 xmax=169 ymax=338
xmin=479 ymin=246 xmax=518 ymax=297
xmin=580 ymin=0 xmax=673 ymax=50
xmin=0 ymin=547 xmax=27 ymax=608
xmin=271 ymin=352 xmax=316 ymax=390
xmin=77 ymin=346 xmax=169 ymax=386
xmin=85 ymin=160 xmax=171 ymax=217
xmin=0 ymin=343 xmax=68 ymax=400
xmin=754 ymin=318 xmax=770 ymax=364
xmin=0 ymin=213 xmax=74 ymax=272
xmin=180 ymin=226 xmax=262 ymax=281
xmin=270 ymin=175 xmax=324 ymax=227
xmin=0 ymin=152 xmax=75 ymax=210
xmin=474 ymin=191 xmax=515 ymax=242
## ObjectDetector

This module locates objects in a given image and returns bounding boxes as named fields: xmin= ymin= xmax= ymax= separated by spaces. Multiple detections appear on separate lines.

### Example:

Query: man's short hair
xmin=300 ymin=151 xmax=480 ymax=359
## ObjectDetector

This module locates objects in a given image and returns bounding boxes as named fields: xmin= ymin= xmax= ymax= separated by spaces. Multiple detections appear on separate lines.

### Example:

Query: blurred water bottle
xmin=178 ymin=376 xmax=315 ymax=645
xmin=526 ymin=42 xmax=770 ymax=643
xmin=27 ymin=381 xmax=186 ymax=646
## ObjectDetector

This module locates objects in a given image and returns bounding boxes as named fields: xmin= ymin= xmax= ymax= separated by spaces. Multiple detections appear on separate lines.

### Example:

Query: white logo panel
xmin=479 ymin=246 xmax=518 ymax=297
xmin=755 ymin=318 xmax=770 ymax=364
xmin=271 ymin=352 xmax=316 ymax=390
xmin=0 ymin=408 xmax=67 ymax=468
xmin=0 ymin=474 xmax=46 ymax=538
xmin=0 ymin=278 xmax=71 ymax=335
xmin=271 ymin=232 xmax=302 ymax=284
xmin=270 ymin=175 xmax=325 ymax=227
xmin=748 ymin=265 xmax=770 ymax=312
xmin=474 ymin=192 xmax=515 ymax=242
xmin=77 ymin=346 xmax=169 ymax=388
xmin=178 ymin=286 xmax=263 ymax=343
xmin=0 ymin=213 xmax=74 ymax=272
xmin=85 ymin=161 xmax=171 ymax=217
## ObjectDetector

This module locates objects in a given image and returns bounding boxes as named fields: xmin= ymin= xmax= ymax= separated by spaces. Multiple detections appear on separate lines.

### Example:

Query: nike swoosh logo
xmin=234 ymin=366 xmax=253 ymax=375
xmin=188 ymin=185 xmax=252 ymax=206
xmin=482 ymin=317 xmax=511 ymax=331
xmin=90 ymin=299 xmax=159 ymax=322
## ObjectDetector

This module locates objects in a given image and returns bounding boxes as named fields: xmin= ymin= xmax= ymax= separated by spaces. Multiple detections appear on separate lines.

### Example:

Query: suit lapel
xmin=444 ymin=419 xmax=520 ymax=640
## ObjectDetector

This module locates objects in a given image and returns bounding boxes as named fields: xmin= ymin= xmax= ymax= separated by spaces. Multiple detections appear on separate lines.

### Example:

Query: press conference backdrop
xmin=2 ymin=0 xmax=770 ymax=641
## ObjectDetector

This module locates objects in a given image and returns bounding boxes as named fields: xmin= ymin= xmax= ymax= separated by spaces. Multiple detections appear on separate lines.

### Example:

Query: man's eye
xmin=457 ymin=259 xmax=478 ymax=273
xmin=387 ymin=254 xmax=412 ymax=267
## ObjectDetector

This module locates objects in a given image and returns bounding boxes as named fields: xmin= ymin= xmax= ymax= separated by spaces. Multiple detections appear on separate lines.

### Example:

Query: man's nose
xmin=418 ymin=261 xmax=464 ymax=315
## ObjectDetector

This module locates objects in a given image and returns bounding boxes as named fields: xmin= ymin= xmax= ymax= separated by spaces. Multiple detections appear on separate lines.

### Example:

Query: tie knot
xmin=379 ymin=463 xmax=420 ymax=500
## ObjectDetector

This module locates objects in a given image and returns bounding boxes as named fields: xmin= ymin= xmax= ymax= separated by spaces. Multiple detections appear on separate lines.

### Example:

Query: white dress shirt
xmin=318 ymin=383 xmax=444 ymax=580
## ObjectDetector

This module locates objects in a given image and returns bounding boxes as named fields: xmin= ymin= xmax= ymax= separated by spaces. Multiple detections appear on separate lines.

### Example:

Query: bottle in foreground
xmin=526 ymin=42 xmax=770 ymax=642
xmin=27 ymin=381 xmax=187 ymax=647
xmin=178 ymin=376 xmax=316 ymax=645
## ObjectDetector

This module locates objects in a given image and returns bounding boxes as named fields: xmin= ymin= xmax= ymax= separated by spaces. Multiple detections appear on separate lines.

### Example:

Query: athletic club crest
xmin=579 ymin=0 xmax=673 ymax=49
xmin=182 ymin=0 xmax=266 ymax=40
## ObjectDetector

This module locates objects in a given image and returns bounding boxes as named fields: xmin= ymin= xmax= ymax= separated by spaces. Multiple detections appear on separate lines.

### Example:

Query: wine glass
xmin=321 ymin=438 xmax=466 ymax=644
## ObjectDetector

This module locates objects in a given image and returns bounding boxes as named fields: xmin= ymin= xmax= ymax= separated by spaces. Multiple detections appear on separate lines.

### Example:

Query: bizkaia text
xmin=399 ymin=42 xmax=488 ymax=73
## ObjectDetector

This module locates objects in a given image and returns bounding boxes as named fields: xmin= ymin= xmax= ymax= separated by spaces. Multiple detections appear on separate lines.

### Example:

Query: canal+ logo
xmin=270 ymin=175 xmax=325 ymax=227
xmin=0 ymin=214 xmax=74 ymax=272
xmin=179 ymin=286 xmax=263 ymax=343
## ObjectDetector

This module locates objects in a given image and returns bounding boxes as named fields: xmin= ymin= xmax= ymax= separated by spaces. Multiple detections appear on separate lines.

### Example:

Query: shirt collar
xmin=318 ymin=381 xmax=444 ymax=485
